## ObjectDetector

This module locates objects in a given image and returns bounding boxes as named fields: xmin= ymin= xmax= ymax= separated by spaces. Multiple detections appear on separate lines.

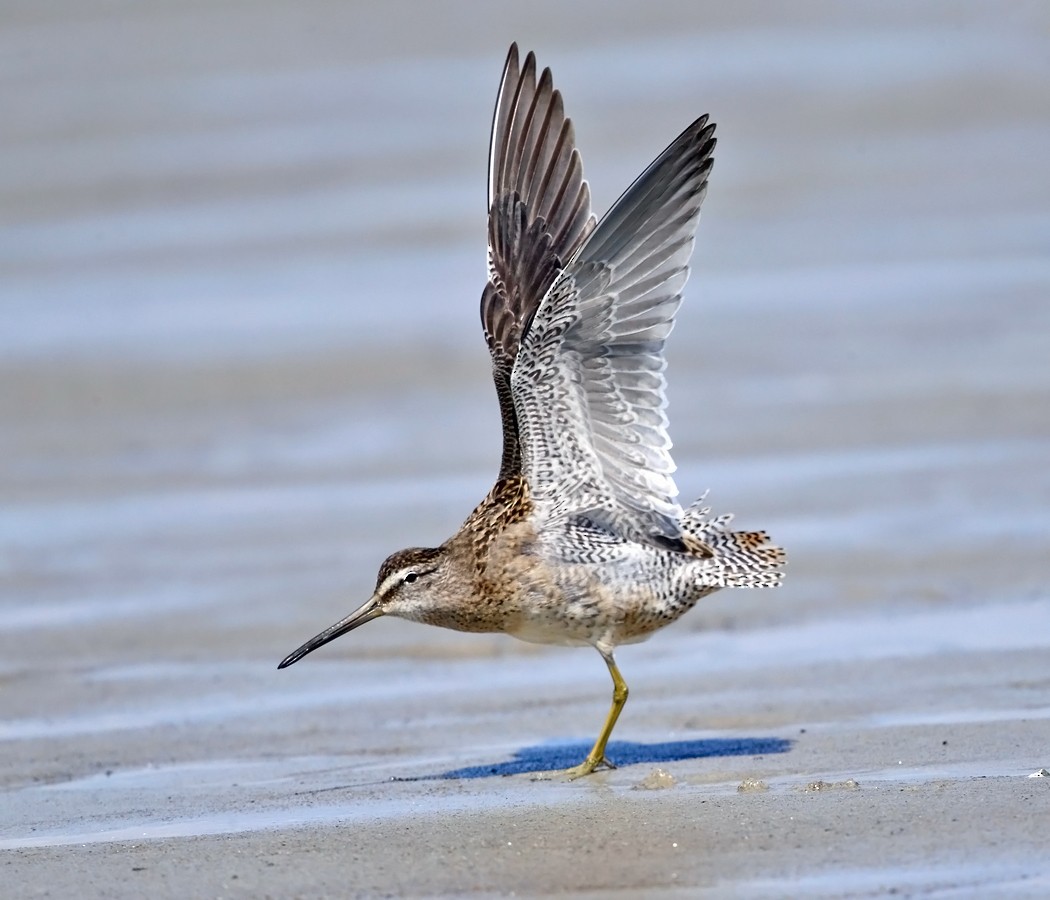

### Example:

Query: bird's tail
xmin=680 ymin=493 xmax=786 ymax=588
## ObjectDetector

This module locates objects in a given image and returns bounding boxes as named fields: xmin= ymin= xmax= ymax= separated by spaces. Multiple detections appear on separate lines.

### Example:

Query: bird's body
xmin=279 ymin=44 xmax=785 ymax=778
xmin=389 ymin=476 xmax=775 ymax=649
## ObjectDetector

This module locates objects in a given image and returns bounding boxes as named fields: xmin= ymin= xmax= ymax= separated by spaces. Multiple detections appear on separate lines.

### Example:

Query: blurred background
xmin=1 ymin=0 xmax=1048 ymax=851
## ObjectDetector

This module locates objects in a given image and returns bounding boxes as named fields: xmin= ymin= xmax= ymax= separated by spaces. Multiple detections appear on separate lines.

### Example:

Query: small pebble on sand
xmin=803 ymin=778 xmax=860 ymax=792
xmin=635 ymin=768 xmax=677 ymax=790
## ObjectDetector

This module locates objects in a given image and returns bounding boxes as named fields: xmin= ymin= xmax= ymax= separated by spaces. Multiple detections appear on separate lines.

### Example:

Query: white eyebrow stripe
xmin=377 ymin=570 xmax=409 ymax=597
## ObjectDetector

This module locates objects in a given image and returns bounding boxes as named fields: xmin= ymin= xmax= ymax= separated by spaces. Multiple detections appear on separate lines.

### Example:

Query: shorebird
xmin=279 ymin=43 xmax=785 ymax=779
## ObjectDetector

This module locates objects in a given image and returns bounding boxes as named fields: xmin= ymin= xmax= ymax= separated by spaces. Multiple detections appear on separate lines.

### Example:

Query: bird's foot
xmin=531 ymin=755 xmax=616 ymax=781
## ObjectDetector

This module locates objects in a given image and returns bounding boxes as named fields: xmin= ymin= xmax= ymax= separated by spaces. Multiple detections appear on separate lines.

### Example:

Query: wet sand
xmin=3 ymin=2 xmax=1050 ymax=897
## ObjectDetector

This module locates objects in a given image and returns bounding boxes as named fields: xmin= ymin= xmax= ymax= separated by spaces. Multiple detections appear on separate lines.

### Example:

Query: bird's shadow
xmin=429 ymin=736 xmax=792 ymax=780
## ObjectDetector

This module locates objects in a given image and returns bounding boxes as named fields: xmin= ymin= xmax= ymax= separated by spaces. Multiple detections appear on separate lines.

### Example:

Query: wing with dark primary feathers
xmin=481 ymin=43 xmax=596 ymax=480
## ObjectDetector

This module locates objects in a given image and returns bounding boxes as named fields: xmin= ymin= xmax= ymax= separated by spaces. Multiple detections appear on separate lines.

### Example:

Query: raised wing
xmin=481 ymin=44 xmax=596 ymax=480
xmin=511 ymin=115 xmax=717 ymax=548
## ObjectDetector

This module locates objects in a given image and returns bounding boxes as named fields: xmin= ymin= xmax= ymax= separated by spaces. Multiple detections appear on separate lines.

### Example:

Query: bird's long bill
xmin=277 ymin=595 xmax=383 ymax=669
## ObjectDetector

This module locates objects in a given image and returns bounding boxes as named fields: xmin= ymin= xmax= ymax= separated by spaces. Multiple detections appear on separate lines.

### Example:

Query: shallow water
xmin=2 ymin=2 xmax=1049 ymax=896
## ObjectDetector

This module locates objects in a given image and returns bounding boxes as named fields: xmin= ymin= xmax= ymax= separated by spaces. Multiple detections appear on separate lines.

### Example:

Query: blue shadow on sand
xmin=436 ymin=736 xmax=793 ymax=779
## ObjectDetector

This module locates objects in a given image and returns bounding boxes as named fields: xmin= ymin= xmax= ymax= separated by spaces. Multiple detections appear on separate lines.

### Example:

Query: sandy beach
xmin=2 ymin=2 xmax=1049 ymax=896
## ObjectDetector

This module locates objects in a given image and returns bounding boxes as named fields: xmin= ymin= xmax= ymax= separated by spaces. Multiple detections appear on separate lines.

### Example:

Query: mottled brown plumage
xmin=279 ymin=44 xmax=786 ymax=779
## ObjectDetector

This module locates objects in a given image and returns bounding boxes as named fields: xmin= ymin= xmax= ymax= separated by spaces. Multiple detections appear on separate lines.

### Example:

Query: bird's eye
xmin=404 ymin=572 xmax=418 ymax=584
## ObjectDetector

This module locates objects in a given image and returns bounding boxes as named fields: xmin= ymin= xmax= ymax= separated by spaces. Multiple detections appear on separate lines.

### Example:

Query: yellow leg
xmin=536 ymin=649 xmax=629 ymax=781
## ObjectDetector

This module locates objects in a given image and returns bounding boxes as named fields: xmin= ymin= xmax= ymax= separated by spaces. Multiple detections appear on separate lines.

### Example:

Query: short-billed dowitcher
xmin=279 ymin=43 xmax=785 ymax=779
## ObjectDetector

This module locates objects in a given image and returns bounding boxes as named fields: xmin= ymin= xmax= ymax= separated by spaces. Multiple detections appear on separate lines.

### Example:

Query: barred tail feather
xmin=681 ymin=494 xmax=786 ymax=588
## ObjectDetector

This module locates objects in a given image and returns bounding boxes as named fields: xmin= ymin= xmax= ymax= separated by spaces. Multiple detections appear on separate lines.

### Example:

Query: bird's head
xmin=277 ymin=546 xmax=449 ymax=669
